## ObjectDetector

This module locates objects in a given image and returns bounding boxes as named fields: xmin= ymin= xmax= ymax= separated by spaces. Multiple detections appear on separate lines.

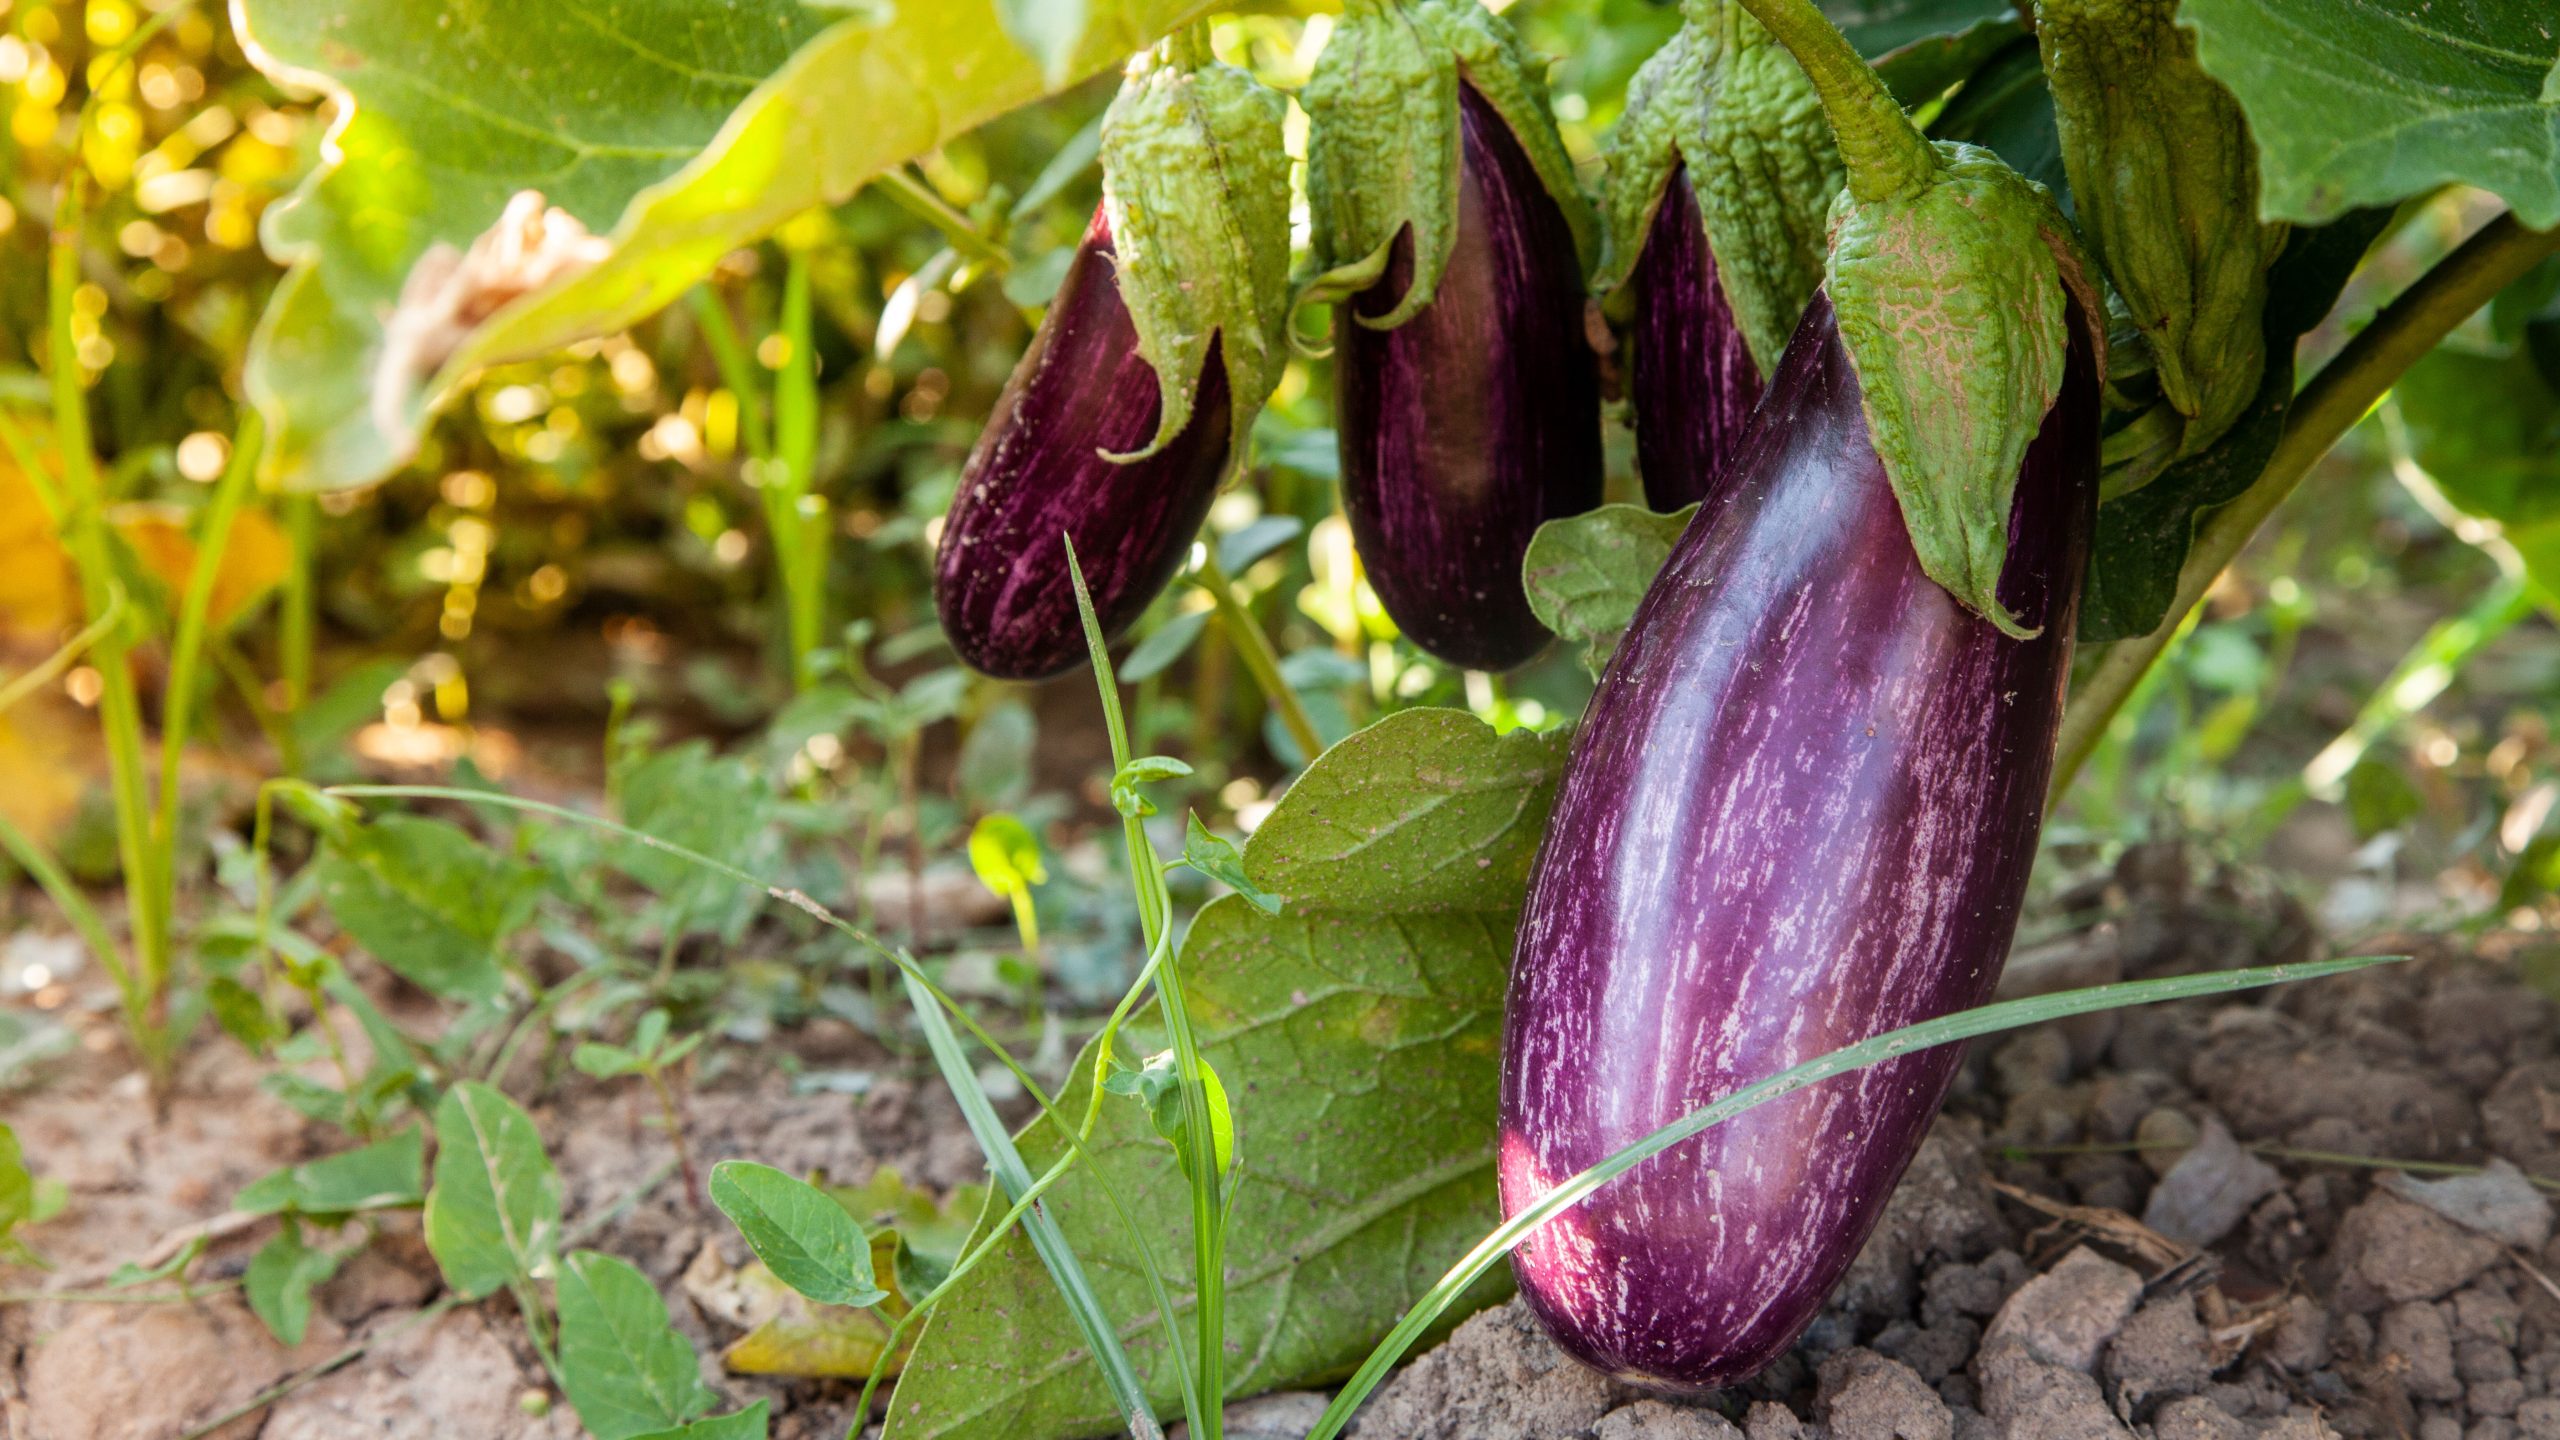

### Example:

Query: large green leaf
xmin=237 ymin=0 xmax=1224 ymax=491
xmin=558 ymin=1250 xmax=718 ymax=1440
xmin=885 ymin=709 xmax=1568 ymax=1440
xmin=2080 ymin=209 xmax=2393 ymax=641
xmin=423 ymin=1081 xmax=561 ymax=1301
xmin=2395 ymin=342 xmax=2560 ymax=595
xmin=2184 ymin=0 xmax=2560 ymax=229
xmin=312 ymin=814 xmax=544 ymax=1002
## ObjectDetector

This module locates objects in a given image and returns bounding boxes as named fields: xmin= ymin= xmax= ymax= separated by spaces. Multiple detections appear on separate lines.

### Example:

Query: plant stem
xmin=1730 ymin=0 xmax=1937 ymax=201
xmin=876 ymin=168 xmax=1013 ymax=273
xmin=152 ymin=411 xmax=264 ymax=970
xmin=0 ymin=583 xmax=124 ymax=715
xmin=1196 ymin=556 xmax=1321 ymax=763
xmin=49 ymin=170 xmax=171 ymax=1078
xmin=278 ymin=491 xmax=315 ymax=772
xmin=774 ymin=250 xmax=825 ymax=688
xmin=2050 ymin=213 xmax=2560 ymax=801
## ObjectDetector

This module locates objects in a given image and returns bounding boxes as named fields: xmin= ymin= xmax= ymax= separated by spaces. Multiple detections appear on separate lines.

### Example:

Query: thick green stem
xmin=278 ymin=491 xmax=315 ymax=774
xmin=1730 ymin=0 xmax=1937 ymax=201
xmin=1197 ymin=557 xmax=1322 ymax=763
xmin=2050 ymin=213 xmax=2560 ymax=801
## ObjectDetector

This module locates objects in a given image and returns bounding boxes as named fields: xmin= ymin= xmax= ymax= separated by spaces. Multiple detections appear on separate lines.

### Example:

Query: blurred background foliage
xmin=1 ymin=0 xmax=2556 ymax=963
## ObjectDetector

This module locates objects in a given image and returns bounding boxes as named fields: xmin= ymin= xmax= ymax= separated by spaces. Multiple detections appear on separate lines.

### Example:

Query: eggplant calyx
xmin=1302 ymin=0 xmax=1595 ymax=334
xmin=1097 ymin=40 xmax=1292 ymax=462
xmin=1827 ymin=143 xmax=2098 ymax=640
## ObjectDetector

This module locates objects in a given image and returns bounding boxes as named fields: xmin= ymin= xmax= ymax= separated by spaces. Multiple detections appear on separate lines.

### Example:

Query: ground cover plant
xmin=3 ymin=0 xmax=2560 ymax=1437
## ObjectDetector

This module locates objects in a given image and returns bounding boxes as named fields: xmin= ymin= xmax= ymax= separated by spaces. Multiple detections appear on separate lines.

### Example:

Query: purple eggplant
xmin=1497 ymin=292 xmax=2097 ymax=1390
xmin=1333 ymin=85 xmax=1604 ymax=673
xmin=935 ymin=207 xmax=1232 ymax=682
xmin=1627 ymin=165 xmax=1762 ymax=515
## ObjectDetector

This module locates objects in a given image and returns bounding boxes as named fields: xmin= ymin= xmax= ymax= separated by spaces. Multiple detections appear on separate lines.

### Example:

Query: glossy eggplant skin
xmin=1335 ymin=85 xmax=1603 ymax=672
xmin=1629 ymin=165 xmax=1763 ymax=516
xmin=1498 ymin=293 xmax=2097 ymax=1391
xmin=936 ymin=208 xmax=1232 ymax=681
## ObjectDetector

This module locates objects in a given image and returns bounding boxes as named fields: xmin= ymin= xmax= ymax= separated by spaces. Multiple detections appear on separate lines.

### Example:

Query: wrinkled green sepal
xmin=1099 ymin=46 xmax=1292 ymax=460
xmin=2038 ymin=0 xmax=2286 ymax=473
xmin=1302 ymin=0 xmax=1596 ymax=330
xmin=1829 ymin=142 xmax=2092 ymax=640
xmin=1599 ymin=5 xmax=1840 ymax=376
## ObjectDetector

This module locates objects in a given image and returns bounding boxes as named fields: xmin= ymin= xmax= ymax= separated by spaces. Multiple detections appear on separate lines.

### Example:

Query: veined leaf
xmin=630 ymin=1402 xmax=771 ymax=1440
xmin=558 ymin=1250 xmax=718 ymax=1440
xmin=235 ymin=1127 xmax=427 ymax=1217
xmin=244 ymin=1221 xmax=342 ymax=1347
xmin=423 ymin=1082 xmax=560 ymax=1300
xmin=1522 ymin=504 xmax=1697 ymax=678
xmin=886 ymin=710 xmax=1567 ymax=1439
xmin=313 ymin=814 xmax=543 ymax=1003
xmin=2185 ymin=0 xmax=2560 ymax=229
xmin=236 ymin=0 xmax=1228 ymax=491
xmin=710 ymin=1162 xmax=889 ymax=1310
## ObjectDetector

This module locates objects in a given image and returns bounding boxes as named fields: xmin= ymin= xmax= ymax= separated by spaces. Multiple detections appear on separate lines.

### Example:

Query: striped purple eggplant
xmin=935 ymin=207 xmax=1233 ymax=681
xmin=1333 ymin=84 xmax=1604 ymax=672
xmin=1497 ymin=292 xmax=2097 ymax=1390
xmin=1627 ymin=165 xmax=1761 ymax=514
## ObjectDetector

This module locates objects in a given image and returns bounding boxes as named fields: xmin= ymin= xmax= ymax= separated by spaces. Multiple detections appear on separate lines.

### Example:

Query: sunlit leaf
xmin=558 ymin=1249 xmax=718 ymax=1440
xmin=424 ymin=1081 xmax=560 ymax=1300
xmin=710 ymin=1161 xmax=889 ymax=1309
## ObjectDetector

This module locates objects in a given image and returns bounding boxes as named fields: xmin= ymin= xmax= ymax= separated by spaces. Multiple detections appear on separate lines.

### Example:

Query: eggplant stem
xmin=1730 ymin=0 xmax=1937 ymax=202
xmin=2049 ymin=212 xmax=2560 ymax=803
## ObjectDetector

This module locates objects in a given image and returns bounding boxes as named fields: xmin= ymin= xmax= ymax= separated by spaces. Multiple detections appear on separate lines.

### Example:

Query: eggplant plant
xmin=1302 ymin=0 xmax=1606 ymax=672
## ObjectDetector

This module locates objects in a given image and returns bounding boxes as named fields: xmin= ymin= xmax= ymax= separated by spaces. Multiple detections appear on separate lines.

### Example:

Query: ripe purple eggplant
xmin=935 ymin=207 xmax=1233 ymax=681
xmin=1626 ymin=165 xmax=1761 ymax=514
xmin=1333 ymin=85 xmax=1604 ymax=671
xmin=1497 ymin=292 xmax=2097 ymax=1390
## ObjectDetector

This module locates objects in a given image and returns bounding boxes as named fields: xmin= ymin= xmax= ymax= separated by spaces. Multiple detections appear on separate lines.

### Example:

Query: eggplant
xmin=1497 ymin=291 xmax=2097 ymax=1390
xmin=934 ymin=207 xmax=1233 ymax=682
xmin=1626 ymin=165 xmax=1761 ymax=514
xmin=1332 ymin=84 xmax=1604 ymax=672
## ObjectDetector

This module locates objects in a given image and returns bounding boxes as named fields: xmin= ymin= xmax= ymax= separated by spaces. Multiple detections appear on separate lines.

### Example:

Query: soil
xmin=9 ymin=841 xmax=2560 ymax=1440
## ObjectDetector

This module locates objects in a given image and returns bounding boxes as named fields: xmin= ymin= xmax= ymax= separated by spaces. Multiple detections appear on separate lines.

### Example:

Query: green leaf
xmin=613 ymin=743 xmax=775 ymax=931
xmin=1828 ymin=143 xmax=2077 ymax=638
xmin=1100 ymin=1050 xmax=1237 ymax=1182
xmin=558 ymin=1250 xmax=718 ymax=1440
xmin=105 ymin=1234 xmax=206 ymax=1290
xmin=237 ymin=0 xmax=1230 ymax=491
xmin=2080 ymin=208 xmax=2393 ymax=642
xmin=1925 ymin=37 xmax=2067 ymax=203
xmin=966 ymin=814 xmax=1048 ymax=902
xmin=573 ymin=1043 xmax=647 ymax=1080
xmin=205 ymin=975 xmax=283 ymax=1052
xmin=2394 ymin=343 xmax=2560 ymax=597
xmin=1216 ymin=516 xmax=1304 ymax=576
xmin=1117 ymin=608 xmax=1211 ymax=684
xmin=995 ymin=0 xmax=1089 ymax=86
xmin=710 ymin=1162 xmax=889 ymax=1309
xmin=235 ymin=1128 xmax=427 ymax=1217
xmin=1108 ymin=755 xmax=1192 ymax=818
xmin=0 ymin=1123 xmax=33 ymax=1259
xmin=1823 ymin=0 xmax=2020 ymax=60
xmin=423 ymin=1082 xmax=560 ymax=1300
xmin=887 ymin=709 xmax=1568 ymax=1438
xmin=630 ymin=1402 xmax=771 ymax=1440
xmin=312 ymin=814 xmax=544 ymax=1003
xmin=1521 ymin=503 xmax=1696 ymax=678
xmin=1181 ymin=814 xmax=1280 ymax=915
xmin=956 ymin=701 xmax=1037 ymax=811
xmin=2184 ymin=0 xmax=2560 ymax=230
xmin=244 ymin=1220 xmax=341 ymax=1347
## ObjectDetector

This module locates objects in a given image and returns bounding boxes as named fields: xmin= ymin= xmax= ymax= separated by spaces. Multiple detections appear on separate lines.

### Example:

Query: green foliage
xmin=1180 ymin=814 xmax=1280 ymax=915
xmin=573 ymin=1010 xmax=706 ymax=1081
xmin=2080 ymin=209 xmax=2393 ymax=640
xmin=2184 ymin=0 xmax=2560 ymax=230
xmin=629 ymin=1403 xmax=771 ymax=1440
xmin=245 ymin=1219 xmax=342 ymax=1347
xmin=887 ymin=709 xmax=1567 ymax=1439
xmin=312 ymin=814 xmax=544 ymax=1003
xmin=710 ymin=1162 xmax=890 ymax=1309
xmin=612 ymin=742 xmax=777 ymax=940
xmin=1522 ymin=503 xmax=1696 ymax=677
xmin=1102 ymin=1050 xmax=1237 ymax=1183
xmin=423 ymin=1082 xmax=561 ymax=1301
xmin=235 ymin=1128 xmax=428 ymax=1217
xmin=0 ymin=1123 xmax=34 ymax=1265
xmin=2395 ymin=344 xmax=2560 ymax=596
xmin=236 ymin=0 xmax=1231 ymax=490
xmin=557 ymin=1249 xmax=719 ymax=1440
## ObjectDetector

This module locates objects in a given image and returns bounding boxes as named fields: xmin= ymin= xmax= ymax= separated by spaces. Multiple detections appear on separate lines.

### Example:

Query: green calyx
xmin=1827 ymin=143 xmax=2100 ymax=640
xmin=1598 ymin=4 xmax=1840 ymax=375
xmin=2038 ymin=0 xmax=2287 ymax=486
xmin=1301 ymin=0 xmax=1596 ymax=331
xmin=1098 ymin=38 xmax=1292 ymax=461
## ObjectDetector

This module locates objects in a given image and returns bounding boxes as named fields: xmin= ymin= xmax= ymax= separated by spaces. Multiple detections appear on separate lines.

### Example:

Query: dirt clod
xmin=1817 ymin=1348 xmax=1952 ymax=1440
